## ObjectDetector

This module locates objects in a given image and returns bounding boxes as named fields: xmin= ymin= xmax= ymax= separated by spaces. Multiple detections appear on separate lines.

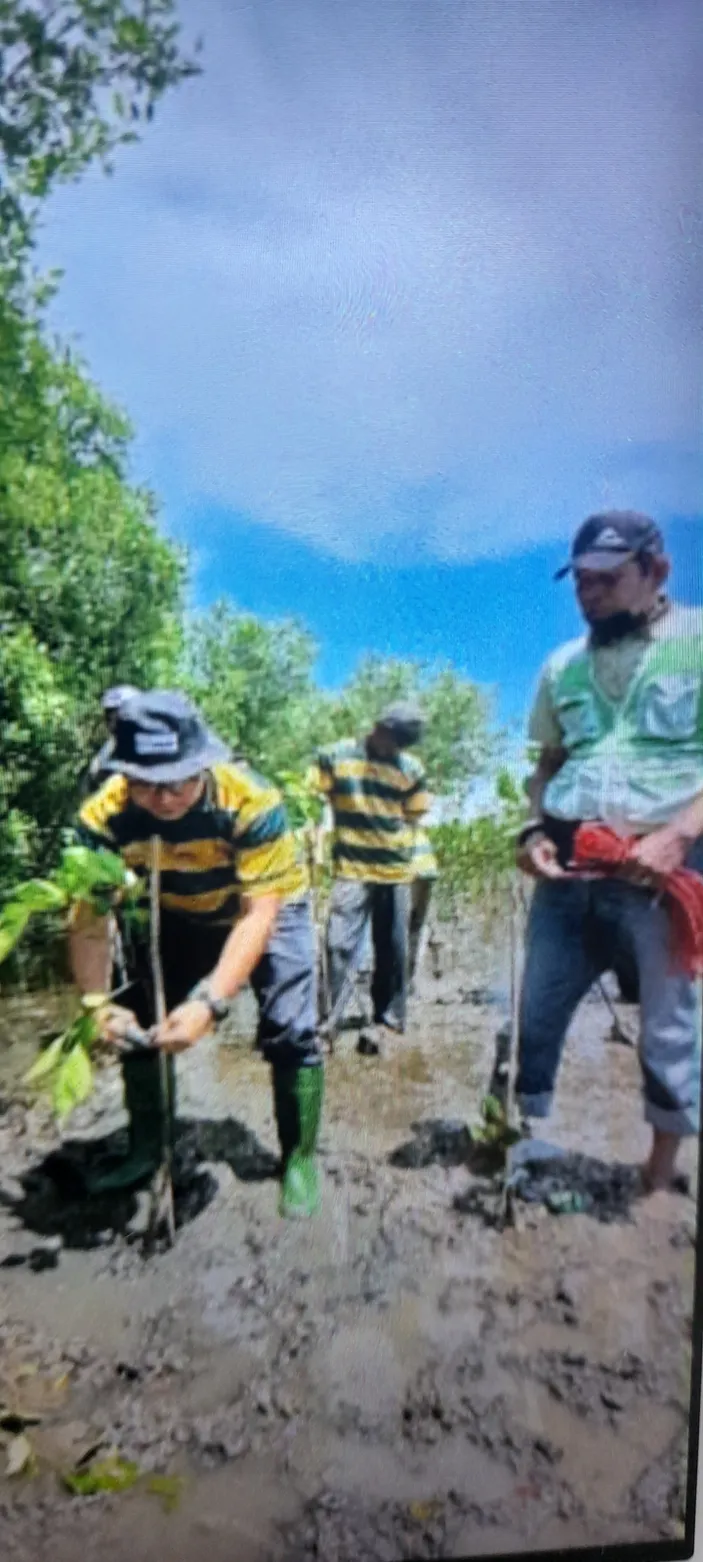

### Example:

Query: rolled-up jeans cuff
xmin=516 ymin=1090 xmax=553 ymax=1120
xmin=644 ymin=1101 xmax=700 ymax=1138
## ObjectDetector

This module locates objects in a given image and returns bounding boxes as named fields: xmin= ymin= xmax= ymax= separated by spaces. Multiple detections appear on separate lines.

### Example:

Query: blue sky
xmin=37 ymin=0 xmax=702 ymax=735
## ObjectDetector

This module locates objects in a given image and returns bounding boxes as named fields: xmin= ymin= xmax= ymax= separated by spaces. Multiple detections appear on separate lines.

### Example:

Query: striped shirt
xmin=412 ymin=826 xmax=438 ymax=880
xmin=308 ymin=739 xmax=431 ymax=883
xmin=75 ymin=763 xmax=307 ymax=925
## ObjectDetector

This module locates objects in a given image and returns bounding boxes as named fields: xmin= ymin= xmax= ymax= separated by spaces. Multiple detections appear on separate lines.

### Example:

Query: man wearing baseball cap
xmin=69 ymin=690 xmax=324 ymax=1218
xmin=308 ymin=701 xmax=431 ymax=1055
xmin=516 ymin=511 xmax=703 ymax=1195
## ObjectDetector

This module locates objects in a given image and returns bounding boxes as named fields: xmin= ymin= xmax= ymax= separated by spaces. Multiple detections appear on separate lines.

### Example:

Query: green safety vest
xmin=542 ymin=608 xmax=703 ymax=830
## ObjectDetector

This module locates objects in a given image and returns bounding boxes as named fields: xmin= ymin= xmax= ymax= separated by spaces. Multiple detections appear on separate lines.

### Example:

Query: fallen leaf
xmin=52 ymin=1373 xmax=70 ymax=1395
xmin=409 ymin=1500 xmax=440 ymax=1523
xmin=63 ymin=1453 xmax=140 ymax=1496
xmin=146 ymin=1474 xmax=184 ymax=1512
xmin=6 ymin=1434 xmax=33 ymax=1477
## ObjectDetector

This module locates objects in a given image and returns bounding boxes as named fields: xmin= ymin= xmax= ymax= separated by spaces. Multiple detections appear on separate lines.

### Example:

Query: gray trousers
xmin=326 ymin=879 xmax=411 ymax=1031
xmin=125 ymin=896 xmax=321 ymax=1069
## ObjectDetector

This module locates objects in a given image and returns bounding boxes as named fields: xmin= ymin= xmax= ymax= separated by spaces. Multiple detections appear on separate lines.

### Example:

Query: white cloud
xmin=39 ymin=0 xmax=702 ymax=562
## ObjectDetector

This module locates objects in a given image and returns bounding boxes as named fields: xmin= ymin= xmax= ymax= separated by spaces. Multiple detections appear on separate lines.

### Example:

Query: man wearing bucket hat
xmin=309 ymin=701 xmax=432 ymax=1056
xmin=515 ymin=512 xmax=703 ymax=1195
xmin=69 ymin=690 xmax=324 ymax=1218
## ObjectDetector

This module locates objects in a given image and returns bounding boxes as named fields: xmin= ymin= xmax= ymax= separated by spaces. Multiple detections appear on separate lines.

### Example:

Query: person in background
xmin=309 ymin=702 xmax=431 ymax=1056
xmin=515 ymin=512 xmax=703 ymax=1195
xmin=82 ymin=685 xmax=141 ymax=797
xmin=70 ymin=690 xmax=324 ymax=1218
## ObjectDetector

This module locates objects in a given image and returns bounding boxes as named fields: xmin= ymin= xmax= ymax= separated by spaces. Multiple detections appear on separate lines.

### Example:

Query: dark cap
xmin=555 ymin=511 xmax=665 ymax=580
xmin=101 ymin=690 xmax=230 ymax=783
xmin=101 ymin=683 xmax=141 ymax=712
xmin=377 ymin=700 xmax=425 ymax=747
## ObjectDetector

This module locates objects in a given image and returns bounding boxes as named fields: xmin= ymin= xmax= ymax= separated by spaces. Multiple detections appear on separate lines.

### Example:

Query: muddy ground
xmin=0 ymin=927 xmax=698 ymax=1561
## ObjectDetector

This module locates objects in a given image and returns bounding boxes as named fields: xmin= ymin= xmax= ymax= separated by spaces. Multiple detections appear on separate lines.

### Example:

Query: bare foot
xmin=640 ymin=1129 xmax=685 ymax=1194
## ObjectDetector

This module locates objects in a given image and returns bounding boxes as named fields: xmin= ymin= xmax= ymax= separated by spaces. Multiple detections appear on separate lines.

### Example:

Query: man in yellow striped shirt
xmin=70 ymin=690 xmax=323 ymax=1217
xmin=308 ymin=703 xmax=431 ymax=1055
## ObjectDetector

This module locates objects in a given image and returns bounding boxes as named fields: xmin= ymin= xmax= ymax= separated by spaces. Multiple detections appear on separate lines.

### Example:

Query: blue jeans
xmin=516 ymin=846 xmax=703 ymax=1137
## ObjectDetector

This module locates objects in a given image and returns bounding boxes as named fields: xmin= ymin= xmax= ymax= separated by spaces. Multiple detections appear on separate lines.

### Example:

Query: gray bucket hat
xmin=101 ymin=690 xmax=230 ymax=783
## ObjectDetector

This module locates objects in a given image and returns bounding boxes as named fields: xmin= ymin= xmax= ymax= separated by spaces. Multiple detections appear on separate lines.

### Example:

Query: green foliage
xmin=3 ymin=845 xmax=140 ymax=1118
xmin=278 ymin=772 xmax=324 ymax=831
xmin=0 ymin=843 xmax=136 ymax=966
xmin=23 ymin=1009 xmax=98 ymax=1120
xmin=183 ymin=601 xmax=333 ymax=785
xmin=63 ymin=1454 xmax=183 ymax=1506
xmin=63 ymin=1453 xmax=140 ymax=1496
xmin=0 ymin=285 xmax=185 ymax=896
xmin=0 ymin=0 xmax=193 ymax=960
xmin=471 ymin=1094 xmax=521 ymax=1152
xmin=0 ymin=0 xmax=199 ymax=266
xmin=432 ymin=767 xmax=527 ymax=917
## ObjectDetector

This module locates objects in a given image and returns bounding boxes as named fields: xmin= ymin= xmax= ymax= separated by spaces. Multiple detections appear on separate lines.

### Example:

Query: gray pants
xmin=126 ymin=896 xmax=321 ymax=1070
xmin=326 ymin=879 xmax=411 ymax=1031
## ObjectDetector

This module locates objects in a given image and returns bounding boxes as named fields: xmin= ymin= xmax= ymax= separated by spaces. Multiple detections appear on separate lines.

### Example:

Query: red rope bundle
xmin=571 ymin=823 xmax=703 ymax=979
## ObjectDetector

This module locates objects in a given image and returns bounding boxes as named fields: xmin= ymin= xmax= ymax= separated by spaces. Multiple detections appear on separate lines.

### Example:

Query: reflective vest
xmin=542 ymin=607 xmax=703 ymax=831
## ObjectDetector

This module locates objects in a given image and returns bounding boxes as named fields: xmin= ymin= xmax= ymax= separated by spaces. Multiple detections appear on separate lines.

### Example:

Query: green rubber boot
xmin=273 ymin=1064 xmax=324 ymax=1219
xmin=87 ymin=1052 xmax=175 ymax=1196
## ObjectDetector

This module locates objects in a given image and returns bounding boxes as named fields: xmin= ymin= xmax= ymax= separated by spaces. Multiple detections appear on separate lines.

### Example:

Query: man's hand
xmin=95 ymin=1003 xmax=140 ymax=1048
xmin=626 ymin=825 xmax=691 ymax=882
xmin=152 ymin=999 xmax=213 ymax=1053
xmin=517 ymin=833 xmax=569 ymax=880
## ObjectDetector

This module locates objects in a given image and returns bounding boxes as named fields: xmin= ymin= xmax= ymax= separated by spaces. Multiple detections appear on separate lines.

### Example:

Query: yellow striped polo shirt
xmin=412 ymin=825 xmax=438 ymax=880
xmin=75 ymin=763 xmax=307 ymax=924
xmin=307 ymin=739 xmax=431 ymax=884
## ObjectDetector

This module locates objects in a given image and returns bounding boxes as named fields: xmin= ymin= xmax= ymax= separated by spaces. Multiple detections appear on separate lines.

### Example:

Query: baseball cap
xmin=101 ymin=684 xmax=141 ymax=712
xmin=101 ymin=690 xmax=230 ymax=783
xmin=378 ymin=700 xmax=425 ymax=747
xmin=554 ymin=512 xmax=665 ymax=580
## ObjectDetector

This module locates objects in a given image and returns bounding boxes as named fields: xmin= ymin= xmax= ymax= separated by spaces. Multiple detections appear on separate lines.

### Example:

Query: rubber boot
xmin=273 ymin=1064 xmax=324 ymax=1219
xmin=87 ymin=1052 xmax=175 ymax=1196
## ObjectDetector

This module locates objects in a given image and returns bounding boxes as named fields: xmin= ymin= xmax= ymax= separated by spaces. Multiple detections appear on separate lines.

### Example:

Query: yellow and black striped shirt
xmin=76 ymin=763 xmax=307 ymax=925
xmin=308 ymin=740 xmax=431 ymax=884
xmin=412 ymin=826 xmax=438 ymax=880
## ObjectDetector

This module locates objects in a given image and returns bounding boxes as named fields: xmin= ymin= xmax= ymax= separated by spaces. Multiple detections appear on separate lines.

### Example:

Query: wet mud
xmin=0 ymin=936 xmax=697 ymax=1560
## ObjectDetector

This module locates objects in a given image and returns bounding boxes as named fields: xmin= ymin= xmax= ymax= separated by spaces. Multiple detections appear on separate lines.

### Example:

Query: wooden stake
xmin=148 ymin=834 xmax=176 ymax=1248
xmin=497 ymin=873 xmax=524 ymax=1230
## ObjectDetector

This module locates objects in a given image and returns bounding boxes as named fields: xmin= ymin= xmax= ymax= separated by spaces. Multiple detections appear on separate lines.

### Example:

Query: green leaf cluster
xmin=0 ymin=0 xmax=199 ymax=269
xmin=23 ymin=1009 xmax=97 ymax=1120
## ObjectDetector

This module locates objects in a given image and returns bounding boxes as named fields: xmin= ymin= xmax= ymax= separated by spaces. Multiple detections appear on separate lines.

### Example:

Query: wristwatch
xmin=189 ymin=980 xmax=231 ymax=1027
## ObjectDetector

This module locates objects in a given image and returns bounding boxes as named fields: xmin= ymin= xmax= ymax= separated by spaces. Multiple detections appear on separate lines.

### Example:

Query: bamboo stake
xmin=148 ymin=835 xmax=176 ymax=1247
xmin=497 ymin=873 xmax=524 ymax=1230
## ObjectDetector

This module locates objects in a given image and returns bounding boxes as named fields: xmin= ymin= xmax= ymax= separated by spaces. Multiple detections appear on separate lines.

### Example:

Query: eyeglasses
xmin=130 ymin=776 xmax=202 ymax=800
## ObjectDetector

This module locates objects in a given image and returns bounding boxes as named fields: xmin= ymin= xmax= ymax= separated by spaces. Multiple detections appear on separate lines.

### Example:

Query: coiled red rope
xmin=572 ymin=823 xmax=703 ymax=979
